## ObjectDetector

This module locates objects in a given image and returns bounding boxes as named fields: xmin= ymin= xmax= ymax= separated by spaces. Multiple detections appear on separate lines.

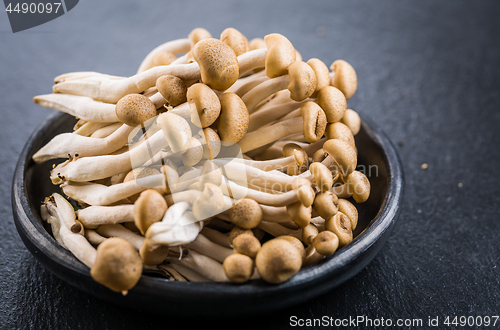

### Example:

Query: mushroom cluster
xmin=34 ymin=27 xmax=370 ymax=292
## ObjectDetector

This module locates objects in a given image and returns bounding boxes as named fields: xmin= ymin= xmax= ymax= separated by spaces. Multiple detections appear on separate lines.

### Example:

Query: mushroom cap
xmin=300 ymin=102 xmax=327 ymax=143
xmin=134 ymin=189 xmax=168 ymax=235
xmin=264 ymin=33 xmax=296 ymax=78
xmin=233 ymin=233 xmax=261 ymax=259
xmin=187 ymin=83 xmax=221 ymax=128
xmin=309 ymin=162 xmax=334 ymax=192
xmin=157 ymin=112 xmax=192 ymax=153
xmin=337 ymin=198 xmax=358 ymax=230
xmin=291 ymin=177 xmax=315 ymax=207
xmin=330 ymin=59 xmax=357 ymax=100
xmin=228 ymin=226 xmax=254 ymax=247
xmin=313 ymin=191 xmax=339 ymax=220
xmin=255 ymin=238 xmax=302 ymax=283
xmin=317 ymin=86 xmax=347 ymax=123
xmin=302 ymin=244 xmax=325 ymax=267
xmin=283 ymin=143 xmax=308 ymax=175
xmin=249 ymin=37 xmax=266 ymax=50
xmin=286 ymin=201 xmax=312 ymax=228
xmin=276 ymin=235 xmax=306 ymax=261
xmin=217 ymin=92 xmax=249 ymax=144
xmin=313 ymin=231 xmax=339 ymax=256
xmin=302 ymin=223 xmax=319 ymax=245
xmin=312 ymin=148 xmax=328 ymax=163
xmin=139 ymin=239 xmax=170 ymax=266
xmin=90 ymin=237 xmax=143 ymax=293
xmin=182 ymin=137 xmax=204 ymax=167
xmin=192 ymin=38 xmax=239 ymax=91
xmin=223 ymin=253 xmax=254 ymax=283
xmin=152 ymin=51 xmax=177 ymax=67
xmin=307 ymin=58 xmax=331 ymax=98
xmin=346 ymin=170 xmax=371 ymax=203
xmin=156 ymin=75 xmax=187 ymax=107
xmin=323 ymin=139 xmax=357 ymax=177
xmin=192 ymin=183 xmax=225 ymax=220
xmin=220 ymin=28 xmax=250 ymax=56
xmin=201 ymin=127 xmax=221 ymax=159
xmin=325 ymin=122 xmax=356 ymax=149
xmin=325 ymin=212 xmax=353 ymax=247
xmin=287 ymin=60 xmax=317 ymax=102
xmin=341 ymin=109 xmax=361 ymax=136
xmin=229 ymin=198 xmax=263 ymax=229
xmin=115 ymin=94 xmax=157 ymax=127
xmin=189 ymin=27 xmax=212 ymax=46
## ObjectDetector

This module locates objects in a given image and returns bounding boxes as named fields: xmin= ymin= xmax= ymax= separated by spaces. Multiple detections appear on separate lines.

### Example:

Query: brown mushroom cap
xmin=286 ymin=201 xmax=312 ymax=228
xmin=330 ymin=59 xmax=358 ymax=100
xmin=264 ymin=33 xmax=296 ymax=78
xmin=233 ymin=233 xmax=261 ymax=259
xmin=156 ymin=75 xmax=187 ymax=107
xmin=346 ymin=170 xmax=371 ymax=203
xmin=300 ymin=102 xmax=327 ymax=143
xmin=187 ymin=83 xmax=221 ymax=128
xmin=90 ymin=237 xmax=143 ymax=293
xmin=312 ymin=148 xmax=328 ymax=163
xmin=228 ymin=226 xmax=254 ymax=247
xmin=307 ymin=58 xmax=331 ymax=98
xmin=255 ymin=238 xmax=302 ymax=283
xmin=217 ymin=92 xmax=249 ymax=144
xmin=287 ymin=60 xmax=317 ymax=101
xmin=337 ymin=198 xmax=358 ymax=230
xmin=201 ymin=127 xmax=221 ymax=159
xmin=323 ymin=139 xmax=357 ymax=177
xmin=275 ymin=235 xmax=306 ymax=262
xmin=291 ymin=177 xmax=315 ymax=207
xmin=309 ymin=162 xmax=334 ymax=192
xmin=325 ymin=212 xmax=353 ymax=247
xmin=115 ymin=94 xmax=157 ymax=127
xmin=134 ymin=189 xmax=168 ymax=235
xmin=313 ymin=231 xmax=339 ymax=256
xmin=313 ymin=191 xmax=339 ymax=220
xmin=192 ymin=38 xmax=239 ymax=91
xmin=223 ymin=253 xmax=254 ymax=283
xmin=283 ymin=143 xmax=308 ymax=175
xmin=249 ymin=37 xmax=266 ymax=50
xmin=341 ymin=109 xmax=361 ymax=136
xmin=152 ymin=50 xmax=177 ymax=67
xmin=229 ymin=198 xmax=263 ymax=229
xmin=325 ymin=122 xmax=356 ymax=149
xmin=302 ymin=223 xmax=319 ymax=245
xmin=192 ymin=183 xmax=225 ymax=220
xmin=182 ymin=137 xmax=204 ymax=167
xmin=139 ymin=238 xmax=170 ymax=266
xmin=189 ymin=27 xmax=212 ymax=46
xmin=317 ymin=86 xmax=347 ymax=123
xmin=220 ymin=28 xmax=250 ymax=56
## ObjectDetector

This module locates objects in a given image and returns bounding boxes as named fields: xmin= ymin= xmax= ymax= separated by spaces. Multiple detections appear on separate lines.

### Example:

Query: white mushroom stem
xmin=50 ymin=129 xmax=167 ymax=183
xmin=137 ymin=38 xmax=192 ymax=73
xmin=54 ymin=49 xmax=267 ymax=104
xmin=75 ymin=122 xmax=114 ymax=137
xmin=54 ymin=72 xmax=125 ymax=83
xmin=248 ymin=101 xmax=303 ymax=132
xmin=303 ymin=137 xmax=327 ymax=156
xmin=76 ymin=205 xmax=135 ymax=229
xmin=90 ymin=123 xmax=122 ymax=138
xmin=227 ymin=71 xmax=269 ymax=96
xmin=169 ymin=53 xmax=189 ymax=65
xmin=84 ymin=229 xmax=107 ymax=246
xmin=215 ymin=155 xmax=299 ymax=171
xmin=184 ymin=234 xmax=234 ymax=263
xmin=96 ymin=224 xmax=145 ymax=250
xmin=241 ymin=75 xmax=291 ymax=113
xmin=166 ymin=263 xmax=210 ymax=282
xmin=33 ymin=123 xmax=135 ymax=164
xmin=258 ymin=221 xmax=301 ymax=240
xmin=168 ymin=249 xmax=228 ymax=282
xmin=200 ymin=227 xmax=231 ymax=248
xmin=224 ymin=180 xmax=300 ymax=207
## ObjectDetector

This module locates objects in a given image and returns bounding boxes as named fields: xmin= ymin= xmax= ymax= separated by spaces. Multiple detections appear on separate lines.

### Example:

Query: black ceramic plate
xmin=12 ymin=111 xmax=403 ymax=317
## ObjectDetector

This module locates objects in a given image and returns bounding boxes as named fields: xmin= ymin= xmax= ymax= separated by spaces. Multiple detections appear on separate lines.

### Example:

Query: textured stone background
xmin=1 ymin=0 xmax=499 ymax=328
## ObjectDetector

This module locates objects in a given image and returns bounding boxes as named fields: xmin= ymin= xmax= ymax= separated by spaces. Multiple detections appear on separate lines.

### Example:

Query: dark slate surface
xmin=1 ymin=0 xmax=499 ymax=328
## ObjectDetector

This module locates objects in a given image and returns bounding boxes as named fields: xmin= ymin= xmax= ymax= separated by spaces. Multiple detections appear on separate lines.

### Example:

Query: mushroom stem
xmin=248 ymin=101 xmax=303 ymax=132
xmin=241 ymin=75 xmax=290 ymax=113
xmin=137 ymin=38 xmax=192 ymax=73
xmin=96 ymin=224 xmax=145 ymax=250
xmin=168 ymin=249 xmax=228 ymax=282
xmin=258 ymin=221 xmax=302 ymax=240
xmin=184 ymin=234 xmax=234 ymax=263
xmin=77 ymin=205 xmax=135 ymax=229
xmin=200 ymin=227 xmax=232 ymax=248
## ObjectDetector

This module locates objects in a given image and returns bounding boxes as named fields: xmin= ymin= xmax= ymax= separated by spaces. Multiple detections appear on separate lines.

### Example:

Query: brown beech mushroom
xmin=264 ymin=33 xmax=296 ymax=78
xmin=217 ymin=92 xmax=249 ymax=144
xmin=133 ymin=189 xmax=168 ymax=235
xmin=313 ymin=191 xmax=339 ymax=220
xmin=156 ymin=74 xmax=187 ymax=107
xmin=330 ymin=59 xmax=357 ymax=100
xmin=232 ymin=233 xmax=261 ymax=259
xmin=187 ymin=83 xmax=221 ymax=128
xmin=307 ymin=58 xmax=331 ymax=98
xmin=345 ymin=170 xmax=371 ymax=203
xmin=189 ymin=27 xmax=212 ymax=46
xmin=201 ymin=127 xmax=222 ymax=159
xmin=115 ymin=94 xmax=157 ymax=127
xmin=90 ymin=237 xmax=143 ymax=294
xmin=228 ymin=226 xmax=254 ymax=247
xmin=192 ymin=38 xmax=239 ymax=90
xmin=341 ymin=109 xmax=361 ymax=135
xmin=275 ymin=235 xmax=306 ymax=262
xmin=302 ymin=223 xmax=319 ymax=245
xmin=255 ymin=237 xmax=302 ymax=283
xmin=220 ymin=28 xmax=249 ymax=56
xmin=309 ymin=162 xmax=335 ymax=192
xmin=323 ymin=138 xmax=357 ymax=177
xmin=282 ymin=143 xmax=308 ymax=175
xmin=182 ymin=137 xmax=204 ymax=167
xmin=313 ymin=231 xmax=339 ymax=256
xmin=317 ymin=86 xmax=347 ymax=123
xmin=249 ymin=37 xmax=266 ymax=50
xmin=286 ymin=201 xmax=312 ymax=228
xmin=223 ymin=253 xmax=254 ymax=283
xmin=337 ymin=198 xmax=358 ymax=230
xmin=229 ymin=198 xmax=263 ymax=229
xmin=157 ymin=112 xmax=192 ymax=153
xmin=325 ymin=212 xmax=353 ymax=247
xmin=325 ymin=122 xmax=356 ymax=149
xmin=151 ymin=50 xmax=177 ymax=67
xmin=139 ymin=238 xmax=170 ymax=266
